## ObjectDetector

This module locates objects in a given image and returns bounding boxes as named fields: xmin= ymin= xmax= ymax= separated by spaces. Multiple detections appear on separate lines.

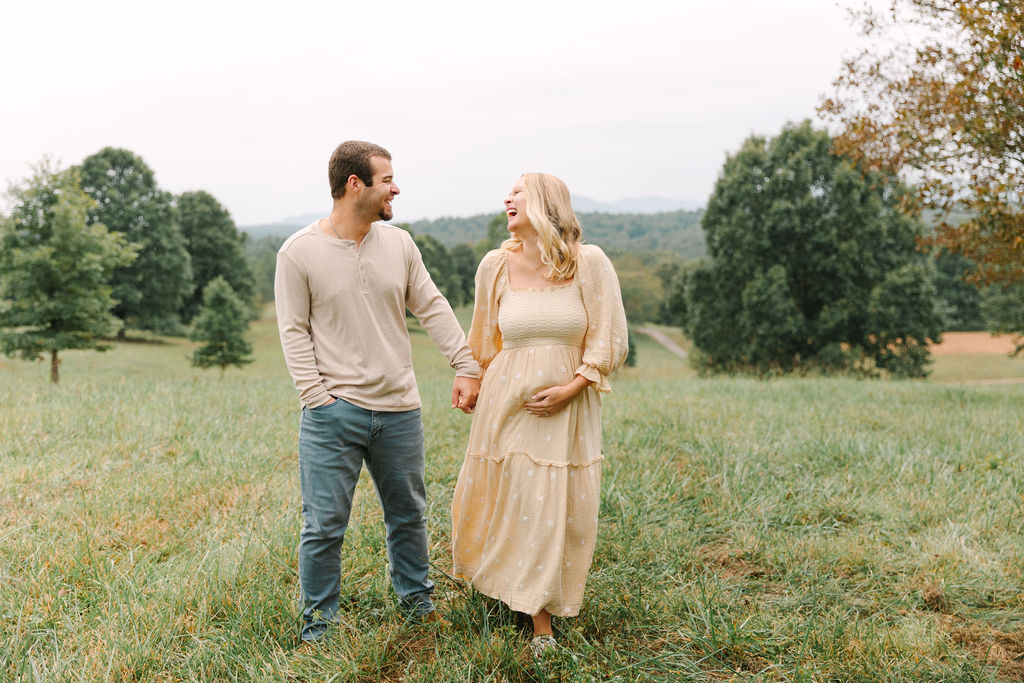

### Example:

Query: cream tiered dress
xmin=451 ymin=245 xmax=628 ymax=617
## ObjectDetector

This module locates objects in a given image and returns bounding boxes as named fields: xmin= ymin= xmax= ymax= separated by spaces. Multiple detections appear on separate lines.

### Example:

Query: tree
xmin=932 ymin=251 xmax=987 ymax=331
xmin=189 ymin=276 xmax=253 ymax=375
xmin=867 ymin=262 xmax=947 ymax=377
xmin=77 ymin=147 xmax=193 ymax=335
xmin=683 ymin=121 xmax=945 ymax=377
xmin=244 ymin=234 xmax=287 ymax=308
xmin=982 ymin=283 xmax=1024 ymax=356
xmin=177 ymin=190 xmax=256 ymax=322
xmin=820 ymin=1 xmax=1024 ymax=287
xmin=0 ymin=161 xmax=136 ymax=383
xmin=659 ymin=259 xmax=702 ymax=328
xmin=474 ymin=213 xmax=509 ymax=260
xmin=449 ymin=242 xmax=478 ymax=308
xmin=413 ymin=234 xmax=460 ymax=305
xmin=610 ymin=253 xmax=664 ymax=324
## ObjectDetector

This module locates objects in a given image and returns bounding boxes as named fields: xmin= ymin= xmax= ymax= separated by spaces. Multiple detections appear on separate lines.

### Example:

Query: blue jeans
xmin=298 ymin=397 xmax=434 ymax=641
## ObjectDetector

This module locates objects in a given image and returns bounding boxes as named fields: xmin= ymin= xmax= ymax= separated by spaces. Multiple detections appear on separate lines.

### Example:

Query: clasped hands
xmin=451 ymin=376 xmax=481 ymax=414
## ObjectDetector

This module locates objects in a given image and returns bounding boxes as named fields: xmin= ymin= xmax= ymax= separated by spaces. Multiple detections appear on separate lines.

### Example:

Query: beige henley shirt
xmin=274 ymin=222 xmax=480 ymax=411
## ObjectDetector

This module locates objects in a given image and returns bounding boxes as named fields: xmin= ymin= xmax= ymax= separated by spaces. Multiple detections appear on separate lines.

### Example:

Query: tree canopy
xmin=932 ymin=251 xmax=987 ymax=331
xmin=177 ymin=190 xmax=255 ymax=322
xmin=449 ymin=242 xmax=478 ymax=308
xmin=609 ymin=252 xmax=665 ymax=324
xmin=413 ymin=233 xmax=463 ymax=307
xmin=683 ymin=121 xmax=945 ymax=377
xmin=820 ymin=0 xmax=1024 ymax=286
xmin=77 ymin=147 xmax=193 ymax=334
xmin=0 ymin=161 xmax=136 ymax=383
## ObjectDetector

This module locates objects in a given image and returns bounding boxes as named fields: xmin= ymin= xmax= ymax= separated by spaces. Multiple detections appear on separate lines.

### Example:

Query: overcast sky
xmin=1 ymin=0 xmax=873 ymax=225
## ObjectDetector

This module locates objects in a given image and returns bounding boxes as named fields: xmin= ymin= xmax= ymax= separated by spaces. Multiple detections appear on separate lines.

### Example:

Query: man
xmin=275 ymin=140 xmax=480 ymax=642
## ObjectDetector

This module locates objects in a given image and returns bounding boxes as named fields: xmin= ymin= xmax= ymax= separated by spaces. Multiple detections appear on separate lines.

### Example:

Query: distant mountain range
xmin=570 ymin=195 xmax=703 ymax=214
xmin=240 ymin=195 xmax=704 ymax=239
xmin=240 ymin=214 xmax=321 ymax=239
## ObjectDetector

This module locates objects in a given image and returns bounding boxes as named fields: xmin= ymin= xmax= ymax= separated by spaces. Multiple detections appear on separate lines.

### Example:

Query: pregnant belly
xmin=487 ymin=347 xmax=579 ymax=407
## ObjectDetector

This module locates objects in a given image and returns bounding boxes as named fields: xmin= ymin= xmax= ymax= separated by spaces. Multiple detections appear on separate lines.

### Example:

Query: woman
xmin=451 ymin=173 xmax=628 ymax=655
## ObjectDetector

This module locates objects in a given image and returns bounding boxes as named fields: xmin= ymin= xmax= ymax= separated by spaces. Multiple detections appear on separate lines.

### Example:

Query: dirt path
xmin=633 ymin=326 xmax=688 ymax=359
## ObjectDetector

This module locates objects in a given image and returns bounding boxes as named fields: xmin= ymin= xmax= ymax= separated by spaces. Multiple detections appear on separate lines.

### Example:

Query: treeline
xmin=244 ymin=213 xmax=690 ymax=330
xmin=406 ymin=209 xmax=706 ymax=258
xmin=0 ymin=149 xmax=259 ymax=381
xmin=244 ymin=197 xmax=1014 ymax=359
xmin=75 ymin=148 xmax=259 ymax=334
xmin=242 ymin=207 xmax=707 ymax=291
xmin=6 ymin=134 xmax=1019 ymax=385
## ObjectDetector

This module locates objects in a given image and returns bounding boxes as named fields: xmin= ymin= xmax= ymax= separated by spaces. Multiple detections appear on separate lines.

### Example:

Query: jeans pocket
xmin=307 ymin=397 xmax=338 ymax=413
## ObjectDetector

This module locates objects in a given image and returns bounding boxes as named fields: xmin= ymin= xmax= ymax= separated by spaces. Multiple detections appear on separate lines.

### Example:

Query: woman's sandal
xmin=529 ymin=634 xmax=557 ymax=658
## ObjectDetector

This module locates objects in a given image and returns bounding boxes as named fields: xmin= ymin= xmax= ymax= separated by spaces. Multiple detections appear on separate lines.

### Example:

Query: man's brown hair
xmin=328 ymin=141 xmax=392 ymax=198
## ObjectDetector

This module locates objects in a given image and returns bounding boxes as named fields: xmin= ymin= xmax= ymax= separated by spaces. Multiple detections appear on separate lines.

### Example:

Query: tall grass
xmin=1 ymin=314 xmax=1022 ymax=681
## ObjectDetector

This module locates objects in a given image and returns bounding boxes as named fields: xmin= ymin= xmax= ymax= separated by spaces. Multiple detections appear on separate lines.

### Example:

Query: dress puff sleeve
xmin=575 ymin=244 xmax=628 ymax=393
xmin=467 ymin=249 xmax=506 ymax=374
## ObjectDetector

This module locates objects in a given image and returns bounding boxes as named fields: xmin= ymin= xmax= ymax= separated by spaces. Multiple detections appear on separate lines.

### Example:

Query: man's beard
xmin=356 ymin=191 xmax=392 ymax=222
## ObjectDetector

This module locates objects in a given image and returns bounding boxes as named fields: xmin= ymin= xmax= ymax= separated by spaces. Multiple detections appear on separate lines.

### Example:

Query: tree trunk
xmin=50 ymin=349 xmax=60 ymax=384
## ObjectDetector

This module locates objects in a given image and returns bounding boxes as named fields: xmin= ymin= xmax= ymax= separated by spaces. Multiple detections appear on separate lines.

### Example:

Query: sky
xmin=1 ymin=0 xmax=875 ymax=226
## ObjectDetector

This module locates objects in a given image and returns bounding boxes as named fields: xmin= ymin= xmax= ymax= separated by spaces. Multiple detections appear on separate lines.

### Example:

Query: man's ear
xmin=348 ymin=175 xmax=362 ymax=193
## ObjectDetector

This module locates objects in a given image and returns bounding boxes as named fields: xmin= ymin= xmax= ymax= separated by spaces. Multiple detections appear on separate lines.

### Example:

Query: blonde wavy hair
xmin=502 ymin=173 xmax=583 ymax=281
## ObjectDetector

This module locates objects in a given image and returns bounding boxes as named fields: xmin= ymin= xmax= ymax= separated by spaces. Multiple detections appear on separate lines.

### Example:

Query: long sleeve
xmin=466 ymin=250 xmax=506 ymax=374
xmin=575 ymin=244 xmax=628 ymax=393
xmin=404 ymin=236 xmax=481 ymax=378
xmin=274 ymin=249 xmax=332 ymax=408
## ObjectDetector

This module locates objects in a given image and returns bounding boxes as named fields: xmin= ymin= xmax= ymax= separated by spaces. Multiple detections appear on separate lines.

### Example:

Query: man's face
xmin=359 ymin=156 xmax=399 ymax=221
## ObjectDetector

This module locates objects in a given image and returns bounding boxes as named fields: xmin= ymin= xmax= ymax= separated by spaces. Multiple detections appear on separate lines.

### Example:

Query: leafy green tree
xmin=932 ymin=252 xmax=986 ymax=331
xmin=659 ymin=259 xmax=701 ymax=328
xmin=646 ymin=253 xmax=692 ymax=326
xmin=474 ymin=213 xmax=509 ymax=260
xmin=611 ymin=253 xmax=664 ymax=325
xmin=0 ymin=161 xmax=136 ymax=383
xmin=449 ymin=242 xmax=478 ymax=308
xmin=414 ymin=234 xmax=460 ymax=305
xmin=244 ymin=234 xmax=287 ymax=307
xmin=177 ymin=190 xmax=256 ymax=321
xmin=189 ymin=276 xmax=253 ymax=375
xmin=77 ymin=147 xmax=192 ymax=335
xmin=982 ymin=284 xmax=1024 ymax=357
xmin=684 ymin=121 xmax=945 ymax=377
xmin=866 ymin=263 xmax=946 ymax=377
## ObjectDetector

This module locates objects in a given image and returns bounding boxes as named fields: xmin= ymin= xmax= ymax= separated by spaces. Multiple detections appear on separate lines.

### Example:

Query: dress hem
xmin=464 ymin=450 xmax=604 ymax=468
xmin=452 ymin=569 xmax=583 ymax=617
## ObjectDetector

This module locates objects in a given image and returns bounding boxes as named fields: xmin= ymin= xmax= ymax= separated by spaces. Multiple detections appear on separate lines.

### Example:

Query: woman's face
xmin=503 ymin=180 xmax=531 ymax=234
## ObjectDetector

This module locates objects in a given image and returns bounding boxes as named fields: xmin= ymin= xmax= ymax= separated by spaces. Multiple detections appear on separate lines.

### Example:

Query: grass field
xmin=1 ymin=312 xmax=1023 ymax=681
